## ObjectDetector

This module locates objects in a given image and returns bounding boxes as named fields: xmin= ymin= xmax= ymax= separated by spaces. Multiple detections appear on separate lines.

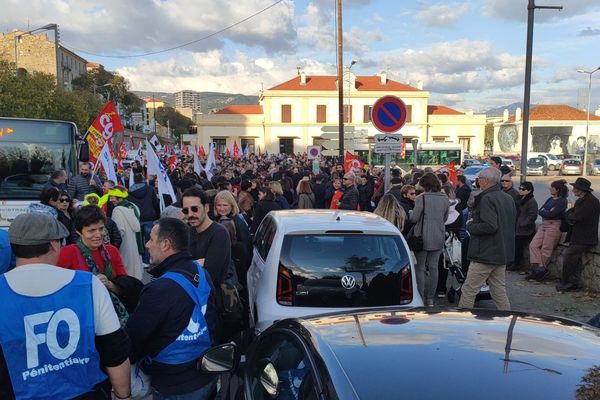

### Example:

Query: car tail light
xmin=277 ymin=265 xmax=294 ymax=305
xmin=399 ymin=265 xmax=413 ymax=303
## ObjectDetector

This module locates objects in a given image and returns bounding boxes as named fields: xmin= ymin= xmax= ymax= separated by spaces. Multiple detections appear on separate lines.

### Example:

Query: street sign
xmin=371 ymin=96 xmax=408 ymax=133
xmin=374 ymin=134 xmax=403 ymax=154
xmin=321 ymin=139 xmax=354 ymax=150
xmin=307 ymin=145 xmax=321 ymax=160
xmin=320 ymin=125 xmax=355 ymax=133
xmin=322 ymin=149 xmax=341 ymax=156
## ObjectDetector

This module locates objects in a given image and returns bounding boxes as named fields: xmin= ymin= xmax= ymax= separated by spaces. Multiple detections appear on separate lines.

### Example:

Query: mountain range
xmin=132 ymin=91 xmax=260 ymax=114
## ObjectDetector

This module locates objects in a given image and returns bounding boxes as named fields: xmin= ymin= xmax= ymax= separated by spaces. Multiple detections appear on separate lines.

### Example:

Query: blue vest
xmin=153 ymin=262 xmax=212 ymax=365
xmin=0 ymin=271 xmax=107 ymax=400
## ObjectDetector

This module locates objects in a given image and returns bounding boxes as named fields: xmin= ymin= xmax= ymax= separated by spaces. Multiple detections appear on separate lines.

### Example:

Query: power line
xmin=62 ymin=0 xmax=286 ymax=59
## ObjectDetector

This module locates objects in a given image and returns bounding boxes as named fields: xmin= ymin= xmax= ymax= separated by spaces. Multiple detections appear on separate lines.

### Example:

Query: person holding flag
xmin=109 ymin=186 xmax=144 ymax=280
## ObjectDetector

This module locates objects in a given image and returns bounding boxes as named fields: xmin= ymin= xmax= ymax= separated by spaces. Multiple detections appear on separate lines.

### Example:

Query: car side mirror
xmin=260 ymin=362 xmax=280 ymax=398
xmin=198 ymin=343 xmax=238 ymax=373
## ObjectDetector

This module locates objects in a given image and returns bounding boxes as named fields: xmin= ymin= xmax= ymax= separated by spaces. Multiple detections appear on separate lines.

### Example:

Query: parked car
xmin=462 ymin=159 xmax=481 ymax=168
xmin=225 ymin=308 xmax=600 ymax=400
xmin=248 ymin=210 xmax=422 ymax=332
xmin=463 ymin=165 xmax=485 ymax=188
xmin=529 ymin=152 xmax=562 ymax=171
xmin=559 ymin=159 xmax=583 ymax=176
xmin=591 ymin=158 xmax=600 ymax=175
xmin=501 ymin=158 xmax=516 ymax=172
xmin=526 ymin=157 xmax=548 ymax=176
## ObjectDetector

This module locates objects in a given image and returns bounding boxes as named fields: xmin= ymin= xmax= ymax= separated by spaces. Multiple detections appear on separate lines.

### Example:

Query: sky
xmin=2 ymin=0 xmax=600 ymax=113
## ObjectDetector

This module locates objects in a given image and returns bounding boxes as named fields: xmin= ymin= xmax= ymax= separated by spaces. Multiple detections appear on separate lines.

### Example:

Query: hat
xmin=570 ymin=177 xmax=593 ymax=192
xmin=108 ymin=186 xmax=128 ymax=198
xmin=9 ymin=213 xmax=69 ymax=245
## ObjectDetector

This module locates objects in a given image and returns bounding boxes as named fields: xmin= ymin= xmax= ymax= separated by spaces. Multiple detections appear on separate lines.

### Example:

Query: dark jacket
xmin=128 ymin=183 xmax=160 ymax=222
xmin=68 ymin=173 xmax=102 ymax=201
xmin=503 ymin=186 xmax=520 ymax=202
xmin=251 ymin=200 xmax=282 ymax=234
xmin=274 ymin=195 xmax=290 ymax=210
xmin=311 ymin=182 xmax=327 ymax=209
xmin=42 ymin=179 xmax=67 ymax=193
xmin=567 ymin=192 xmax=600 ymax=246
xmin=399 ymin=197 xmax=414 ymax=237
xmin=515 ymin=194 xmax=538 ymax=236
xmin=467 ymin=184 xmax=517 ymax=265
xmin=455 ymin=184 xmax=472 ymax=212
xmin=387 ymin=185 xmax=403 ymax=205
xmin=126 ymin=251 xmax=219 ymax=396
xmin=338 ymin=185 xmax=359 ymax=210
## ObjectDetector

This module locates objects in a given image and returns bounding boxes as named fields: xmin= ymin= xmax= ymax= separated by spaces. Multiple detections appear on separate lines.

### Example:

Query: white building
xmin=493 ymin=104 xmax=600 ymax=156
xmin=175 ymin=90 xmax=202 ymax=112
xmin=195 ymin=72 xmax=487 ymax=157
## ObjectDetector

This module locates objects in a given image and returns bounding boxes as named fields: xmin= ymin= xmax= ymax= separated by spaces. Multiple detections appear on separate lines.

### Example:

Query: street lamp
xmin=345 ymin=59 xmax=358 ymax=125
xmin=577 ymin=66 xmax=600 ymax=176
xmin=14 ymin=23 xmax=59 ymax=86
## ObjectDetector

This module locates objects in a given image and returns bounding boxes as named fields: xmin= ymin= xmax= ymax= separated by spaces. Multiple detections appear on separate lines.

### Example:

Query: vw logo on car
xmin=341 ymin=275 xmax=356 ymax=290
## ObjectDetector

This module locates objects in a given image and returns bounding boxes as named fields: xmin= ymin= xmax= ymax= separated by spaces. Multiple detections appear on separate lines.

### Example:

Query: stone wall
xmin=0 ymin=30 xmax=56 ymax=76
xmin=546 ymin=238 xmax=600 ymax=292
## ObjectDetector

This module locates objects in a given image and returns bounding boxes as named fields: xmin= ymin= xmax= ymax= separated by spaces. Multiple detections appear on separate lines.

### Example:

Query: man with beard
xmin=68 ymin=162 xmax=102 ymax=201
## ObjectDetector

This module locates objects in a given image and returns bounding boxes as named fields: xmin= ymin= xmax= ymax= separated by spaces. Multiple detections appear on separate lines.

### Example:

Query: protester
xmin=0 ymin=213 xmax=131 ymax=399
xmin=511 ymin=181 xmax=538 ymax=271
xmin=109 ymin=187 xmax=144 ymax=279
xmin=68 ymin=161 xmax=102 ymax=201
xmin=27 ymin=186 xmax=59 ymax=218
xmin=0 ymin=229 xmax=14 ymax=274
xmin=373 ymin=194 xmax=407 ymax=233
xmin=337 ymin=172 xmax=359 ymax=210
xmin=251 ymin=187 xmax=282 ymax=234
xmin=84 ymin=193 xmax=123 ymax=248
xmin=297 ymin=180 xmax=315 ymax=209
xmin=269 ymin=181 xmax=290 ymax=210
xmin=128 ymin=173 xmax=161 ymax=263
xmin=458 ymin=167 xmax=516 ymax=310
xmin=556 ymin=178 xmax=600 ymax=292
xmin=328 ymin=178 xmax=344 ymax=209
xmin=42 ymin=169 xmax=68 ymax=193
xmin=500 ymin=174 xmax=520 ymax=201
xmin=126 ymin=218 xmax=220 ymax=399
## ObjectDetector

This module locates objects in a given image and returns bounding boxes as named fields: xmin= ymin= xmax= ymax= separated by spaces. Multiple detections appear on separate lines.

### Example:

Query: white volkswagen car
xmin=248 ymin=210 xmax=423 ymax=332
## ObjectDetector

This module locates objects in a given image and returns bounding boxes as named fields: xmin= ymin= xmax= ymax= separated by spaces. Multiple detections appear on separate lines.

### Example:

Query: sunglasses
xmin=59 ymin=198 xmax=70 ymax=203
xmin=408 ymin=192 xmax=416 ymax=196
xmin=501 ymin=179 xmax=511 ymax=182
xmin=182 ymin=205 xmax=201 ymax=215
xmin=518 ymin=187 xmax=528 ymax=191
xmin=343 ymin=177 xmax=352 ymax=181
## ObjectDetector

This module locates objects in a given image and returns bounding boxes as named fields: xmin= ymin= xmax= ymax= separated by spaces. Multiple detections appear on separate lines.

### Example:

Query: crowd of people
xmin=1 ymin=150 xmax=599 ymax=399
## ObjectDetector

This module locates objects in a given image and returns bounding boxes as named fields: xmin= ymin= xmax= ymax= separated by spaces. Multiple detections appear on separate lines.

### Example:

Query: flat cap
xmin=9 ymin=213 xmax=69 ymax=245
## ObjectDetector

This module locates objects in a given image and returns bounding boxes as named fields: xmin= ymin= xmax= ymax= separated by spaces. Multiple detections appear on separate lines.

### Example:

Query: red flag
xmin=225 ymin=147 xmax=231 ymax=157
xmin=447 ymin=161 xmax=457 ymax=186
xmin=118 ymin=142 xmax=128 ymax=159
xmin=233 ymin=141 xmax=240 ymax=161
xmin=401 ymin=139 xmax=406 ymax=159
xmin=344 ymin=151 xmax=365 ymax=173
xmin=85 ymin=101 xmax=124 ymax=166
xmin=182 ymin=145 xmax=190 ymax=157
xmin=129 ymin=136 xmax=134 ymax=151
xmin=163 ymin=143 xmax=170 ymax=155
xmin=168 ymin=154 xmax=177 ymax=171
xmin=198 ymin=145 xmax=206 ymax=159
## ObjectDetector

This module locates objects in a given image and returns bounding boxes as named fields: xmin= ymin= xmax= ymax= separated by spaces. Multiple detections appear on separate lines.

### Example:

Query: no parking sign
xmin=371 ymin=96 xmax=408 ymax=133
xmin=307 ymin=145 xmax=321 ymax=160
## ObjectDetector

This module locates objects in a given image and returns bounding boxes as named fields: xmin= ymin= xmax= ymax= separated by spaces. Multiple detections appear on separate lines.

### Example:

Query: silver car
xmin=559 ymin=159 xmax=583 ymax=176
xmin=591 ymin=159 xmax=600 ymax=176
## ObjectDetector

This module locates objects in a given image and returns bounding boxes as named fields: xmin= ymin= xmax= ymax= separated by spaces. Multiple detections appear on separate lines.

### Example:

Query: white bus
xmin=0 ymin=117 xmax=79 ymax=228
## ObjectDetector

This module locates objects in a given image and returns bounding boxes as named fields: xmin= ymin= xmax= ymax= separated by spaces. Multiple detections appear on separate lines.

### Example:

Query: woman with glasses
xmin=527 ymin=180 xmax=569 ymax=281
xmin=54 ymin=191 xmax=75 ymax=244
xmin=510 ymin=182 xmax=538 ymax=271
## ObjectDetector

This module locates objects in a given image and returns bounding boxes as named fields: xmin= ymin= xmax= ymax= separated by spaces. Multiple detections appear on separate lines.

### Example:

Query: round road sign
xmin=371 ymin=96 xmax=408 ymax=133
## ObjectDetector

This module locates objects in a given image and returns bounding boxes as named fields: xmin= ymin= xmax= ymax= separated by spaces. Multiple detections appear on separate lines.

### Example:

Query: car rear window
xmin=528 ymin=158 xmax=544 ymax=166
xmin=277 ymin=234 xmax=412 ymax=308
xmin=564 ymin=160 xmax=581 ymax=166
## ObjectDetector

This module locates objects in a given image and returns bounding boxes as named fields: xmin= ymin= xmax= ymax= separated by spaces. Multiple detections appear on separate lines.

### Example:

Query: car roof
xmin=563 ymin=158 xmax=581 ymax=163
xmin=268 ymin=210 xmax=399 ymax=235
xmin=277 ymin=308 xmax=600 ymax=399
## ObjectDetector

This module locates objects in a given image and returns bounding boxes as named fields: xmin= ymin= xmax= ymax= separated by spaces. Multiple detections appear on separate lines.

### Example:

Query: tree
xmin=485 ymin=122 xmax=494 ymax=151
xmin=155 ymin=106 xmax=193 ymax=138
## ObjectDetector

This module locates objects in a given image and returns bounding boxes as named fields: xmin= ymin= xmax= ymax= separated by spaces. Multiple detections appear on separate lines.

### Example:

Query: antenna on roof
xmin=297 ymin=66 xmax=301 ymax=75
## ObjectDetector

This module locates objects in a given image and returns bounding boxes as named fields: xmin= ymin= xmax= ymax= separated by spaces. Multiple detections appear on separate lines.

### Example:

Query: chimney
xmin=417 ymin=80 xmax=423 ymax=90
xmin=595 ymin=106 xmax=600 ymax=117
xmin=379 ymin=71 xmax=387 ymax=85
xmin=300 ymin=71 xmax=307 ymax=85
xmin=515 ymin=107 xmax=522 ymax=121
xmin=503 ymin=109 xmax=509 ymax=122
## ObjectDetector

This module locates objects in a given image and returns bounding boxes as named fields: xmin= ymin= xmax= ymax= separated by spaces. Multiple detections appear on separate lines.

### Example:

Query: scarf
xmin=117 ymin=199 xmax=144 ymax=255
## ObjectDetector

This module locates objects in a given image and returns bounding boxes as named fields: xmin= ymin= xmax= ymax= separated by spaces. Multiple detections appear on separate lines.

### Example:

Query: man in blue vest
xmin=0 ymin=213 xmax=131 ymax=399
xmin=126 ymin=217 xmax=220 ymax=400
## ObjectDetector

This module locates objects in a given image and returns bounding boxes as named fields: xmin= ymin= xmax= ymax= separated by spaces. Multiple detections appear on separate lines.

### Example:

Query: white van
xmin=528 ymin=152 xmax=562 ymax=171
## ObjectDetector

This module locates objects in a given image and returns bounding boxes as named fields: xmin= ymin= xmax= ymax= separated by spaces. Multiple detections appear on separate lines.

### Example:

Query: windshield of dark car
xmin=527 ymin=158 xmax=544 ymax=166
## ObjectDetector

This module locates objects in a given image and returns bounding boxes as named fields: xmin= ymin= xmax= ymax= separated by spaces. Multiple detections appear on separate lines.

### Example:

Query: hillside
xmin=132 ymin=91 xmax=259 ymax=114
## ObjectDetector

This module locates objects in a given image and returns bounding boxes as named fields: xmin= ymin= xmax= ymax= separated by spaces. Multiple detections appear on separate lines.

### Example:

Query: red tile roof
xmin=428 ymin=105 xmax=463 ymax=115
xmin=507 ymin=104 xmax=600 ymax=122
xmin=214 ymin=105 xmax=263 ymax=115
xmin=268 ymin=75 xmax=421 ymax=92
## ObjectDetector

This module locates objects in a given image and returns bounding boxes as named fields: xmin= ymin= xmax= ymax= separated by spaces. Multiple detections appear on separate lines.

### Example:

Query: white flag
xmin=194 ymin=152 xmax=205 ymax=175
xmin=98 ymin=143 xmax=118 ymax=184
xmin=204 ymin=142 xmax=216 ymax=180
xmin=129 ymin=167 xmax=135 ymax=189
xmin=149 ymin=135 xmax=162 ymax=150
xmin=146 ymin=141 xmax=177 ymax=205
xmin=135 ymin=142 xmax=143 ymax=162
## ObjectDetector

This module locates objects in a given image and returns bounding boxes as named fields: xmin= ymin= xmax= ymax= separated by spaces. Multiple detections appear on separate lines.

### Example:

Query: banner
xmin=85 ymin=101 xmax=123 ymax=166
xmin=233 ymin=141 xmax=240 ymax=161
xmin=98 ymin=142 xmax=118 ymax=184
xmin=146 ymin=141 xmax=177 ymax=205
xmin=198 ymin=145 xmax=206 ymax=160
xmin=344 ymin=151 xmax=365 ymax=173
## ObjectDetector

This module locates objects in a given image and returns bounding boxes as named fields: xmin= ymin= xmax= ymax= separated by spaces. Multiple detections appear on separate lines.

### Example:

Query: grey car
xmin=526 ymin=157 xmax=548 ymax=176
xmin=591 ymin=158 xmax=600 ymax=176
xmin=559 ymin=159 xmax=583 ymax=176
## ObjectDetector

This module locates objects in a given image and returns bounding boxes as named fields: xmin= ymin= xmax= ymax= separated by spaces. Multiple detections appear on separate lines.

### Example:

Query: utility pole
xmin=336 ymin=0 xmax=344 ymax=160
xmin=519 ymin=0 xmax=562 ymax=182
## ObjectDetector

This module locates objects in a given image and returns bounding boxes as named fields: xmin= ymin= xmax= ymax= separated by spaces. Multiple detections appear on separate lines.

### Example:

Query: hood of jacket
xmin=128 ymin=183 xmax=151 ymax=199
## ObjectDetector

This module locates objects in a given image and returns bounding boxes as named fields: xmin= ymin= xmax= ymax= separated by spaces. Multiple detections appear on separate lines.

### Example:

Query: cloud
xmin=297 ymin=2 xmax=335 ymax=52
xmin=416 ymin=2 xmax=469 ymax=27
xmin=484 ymin=0 xmax=599 ymax=23
xmin=369 ymin=39 xmax=530 ymax=94
xmin=2 ymin=0 xmax=297 ymax=55
xmin=116 ymin=50 xmax=334 ymax=94
xmin=579 ymin=27 xmax=600 ymax=36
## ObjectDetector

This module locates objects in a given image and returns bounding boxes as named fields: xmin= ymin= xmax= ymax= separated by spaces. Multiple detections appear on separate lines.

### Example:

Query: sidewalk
xmin=461 ymin=270 xmax=600 ymax=323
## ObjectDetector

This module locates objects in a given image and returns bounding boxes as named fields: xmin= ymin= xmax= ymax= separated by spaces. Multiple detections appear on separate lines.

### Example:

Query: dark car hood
xmin=283 ymin=308 xmax=600 ymax=399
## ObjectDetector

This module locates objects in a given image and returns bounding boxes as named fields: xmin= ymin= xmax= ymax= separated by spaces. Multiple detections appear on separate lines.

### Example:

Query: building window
xmin=405 ymin=105 xmax=412 ymax=123
xmin=432 ymin=136 xmax=447 ymax=143
xmin=316 ymin=105 xmax=326 ymax=123
xmin=363 ymin=105 xmax=372 ymax=123
xmin=459 ymin=137 xmax=471 ymax=153
xmin=281 ymin=104 xmax=292 ymax=123
xmin=343 ymin=105 xmax=353 ymax=123
xmin=279 ymin=138 xmax=294 ymax=155
xmin=241 ymin=138 xmax=255 ymax=154
xmin=213 ymin=138 xmax=226 ymax=155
